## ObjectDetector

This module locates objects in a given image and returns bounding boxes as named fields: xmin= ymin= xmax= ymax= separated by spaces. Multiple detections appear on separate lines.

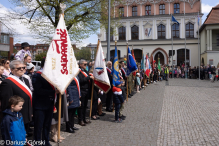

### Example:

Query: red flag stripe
xmin=94 ymin=80 xmax=110 ymax=93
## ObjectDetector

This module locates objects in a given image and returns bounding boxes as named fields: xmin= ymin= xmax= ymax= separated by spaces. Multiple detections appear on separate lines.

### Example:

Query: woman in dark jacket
xmin=66 ymin=76 xmax=81 ymax=132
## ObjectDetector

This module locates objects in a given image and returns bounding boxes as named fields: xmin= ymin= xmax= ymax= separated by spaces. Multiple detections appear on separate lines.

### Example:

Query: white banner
xmin=93 ymin=42 xmax=111 ymax=93
xmin=42 ymin=15 xmax=79 ymax=94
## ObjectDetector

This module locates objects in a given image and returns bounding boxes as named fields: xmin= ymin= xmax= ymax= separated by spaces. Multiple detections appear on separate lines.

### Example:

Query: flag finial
xmin=97 ymin=33 xmax=102 ymax=40
xmin=60 ymin=3 xmax=66 ymax=14
xmin=126 ymin=41 xmax=128 ymax=45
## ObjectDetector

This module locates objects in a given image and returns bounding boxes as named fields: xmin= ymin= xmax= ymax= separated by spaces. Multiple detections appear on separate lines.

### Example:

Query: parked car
xmin=32 ymin=61 xmax=41 ymax=71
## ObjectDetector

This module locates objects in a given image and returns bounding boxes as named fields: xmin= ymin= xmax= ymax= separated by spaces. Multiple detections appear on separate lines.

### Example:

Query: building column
xmin=126 ymin=21 xmax=130 ymax=40
xmin=154 ymin=3 xmax=156 ymax=15
xmin=180 ymin=18 xmax=183 ymax=38
xmin=153 ymin=20 xmax=157 ymax=39
xmin=114 ymin=27 xmax=118 ymax=41
xmin=139 ymin=21 xmax=143 ymax=40
xmin=210 ymin=29 xmax=212 ymax=50
xmin=127 ymin=5 xmax=129 ymax=17
xmin=166 ymin=20 xmax=169 ymax=39
xmin=140 ymin=4 xmax=142 ymax=16
xmin=207 ymin=29 xmax=210 ymax=50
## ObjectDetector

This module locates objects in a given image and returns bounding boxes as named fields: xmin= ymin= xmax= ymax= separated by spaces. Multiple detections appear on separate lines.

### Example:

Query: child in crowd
xmin=136 ymin=73 xmax=140 ymax=93
xmin=1 ymin=95 xmax=26 ymax=146
xmin=113 ymin=81 xmax=124 ymax=123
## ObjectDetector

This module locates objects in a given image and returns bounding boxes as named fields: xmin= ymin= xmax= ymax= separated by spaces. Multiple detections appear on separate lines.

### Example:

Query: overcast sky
xmin=0 ymin=0 xmax=218 ymax=48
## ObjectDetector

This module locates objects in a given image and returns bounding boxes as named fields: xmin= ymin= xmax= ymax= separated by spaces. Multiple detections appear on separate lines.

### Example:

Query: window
xmin=131 ymin=25 xmax=139 ymax=40
xmin=172 ymin=24 xmax=179 ymax=38
xmin=0 ymin=34 xmax=9 ymax=44
xmin=145 ymin=5 xmax=151 ymax=15
xmin=119 ymin=7 xmax=124 ymax=17
xmin=217 ymin=34 xmax=219 ymax=46
xmin=44 ymin=46 xmax=47 ymax=49
xmin=119 ymin=26 xmax=126 ymax=40
xmin=159 ymin=4 xmax=165 ymax=14
xmin=174 ymin=3 xmax=180 ymax=14
xmin=132 ymin=6 xmax=137 ymax=16
xmin=158 ymin=24 xmax=166 ymax=39
xmin=186 ymin=22 xmax=194 ymax=38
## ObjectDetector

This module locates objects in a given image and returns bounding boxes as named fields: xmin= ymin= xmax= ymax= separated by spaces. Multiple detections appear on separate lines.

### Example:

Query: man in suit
xmin=106 ymin=61 xmax=113 ymax=112
xmin=32 ymin=58 xmax=58 ymax=146
xmin=0 ymin=60 xmax=32 ymax=136
xmin=78 ymin=59 xmax=93 ymax=126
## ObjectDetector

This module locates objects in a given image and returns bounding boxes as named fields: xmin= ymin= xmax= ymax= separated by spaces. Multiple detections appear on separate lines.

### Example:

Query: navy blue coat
xmin=67 ymin=76 xmax=80 ymax=109
xmin=32 ymin=72 xmax=55 ymax=110
xmin=1 ymin=109 xmax=26 ymax=146
xmin=112 ymin=86 xmax=124 ymax=104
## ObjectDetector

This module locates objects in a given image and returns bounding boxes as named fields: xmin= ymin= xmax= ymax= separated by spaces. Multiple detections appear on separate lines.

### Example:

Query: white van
xmin=32 ymin=61 xmax=41 ymax=71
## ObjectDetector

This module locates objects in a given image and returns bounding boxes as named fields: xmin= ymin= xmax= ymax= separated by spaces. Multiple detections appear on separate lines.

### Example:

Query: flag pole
xmin=89 ymin=39 xmax=100 ymax=119
xmin=171 ymin=14 xmax=174 ymax=79
xmin=126 ymin=41 xmax=129 ymax=101
xmin=184 ymin=2 xmax=187 ymax=79
xmin=57 ymin=4 xmax=66 ymax=144
xmin=198 ymin=12 xmax=200 ymax=80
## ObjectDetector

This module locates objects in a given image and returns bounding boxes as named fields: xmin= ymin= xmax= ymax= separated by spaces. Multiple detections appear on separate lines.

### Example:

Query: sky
xmin=0 ymin=0 xmax=218 ymax=48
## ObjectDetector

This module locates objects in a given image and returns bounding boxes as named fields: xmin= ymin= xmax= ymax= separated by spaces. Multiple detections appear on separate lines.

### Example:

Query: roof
xmin=204 ymin=4 xmax=219 ymax=24
xmin=199 ymin=4 xmax=219 ymax=32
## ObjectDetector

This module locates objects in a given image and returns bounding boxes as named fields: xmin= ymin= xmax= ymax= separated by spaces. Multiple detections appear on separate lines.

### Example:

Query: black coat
xmin=0 ymin=77 xmax=32 ymax=124
xmin=32 ymin=72 xmax=55 ymax=110
xmin=78 ymin=68 xmax=91 ymax=94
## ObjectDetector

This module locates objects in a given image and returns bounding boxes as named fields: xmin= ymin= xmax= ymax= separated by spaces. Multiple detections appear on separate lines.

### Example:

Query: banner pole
xmin=126 ymin=41 xmax=129 ymax=101
xmin=57 ymin=93 xmax=62 ymax=144
xmin=58 ymin=4 xmax=66 ymax=144
xmin=89 ymin=39 xmax=100 ymax=119
xmin=89 ymin=81 xmax=94 ymax=119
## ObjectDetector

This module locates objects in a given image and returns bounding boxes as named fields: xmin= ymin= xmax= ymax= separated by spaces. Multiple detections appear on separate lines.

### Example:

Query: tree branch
xmin=36 ymin=0 xmax=55 ymax=26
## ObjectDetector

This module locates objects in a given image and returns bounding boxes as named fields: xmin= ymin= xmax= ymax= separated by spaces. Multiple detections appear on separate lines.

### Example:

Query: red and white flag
xmin=93 ymin=42 xmax=111 ymax=93
xmin=42 ymin=15 xmax=79 ymax=94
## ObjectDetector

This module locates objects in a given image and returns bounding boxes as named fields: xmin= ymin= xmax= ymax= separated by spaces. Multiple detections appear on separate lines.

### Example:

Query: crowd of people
xmin=156 ymin=63 xmax=219 ymax=81
xmin=0 ymin=42 xmax=218 ymax=146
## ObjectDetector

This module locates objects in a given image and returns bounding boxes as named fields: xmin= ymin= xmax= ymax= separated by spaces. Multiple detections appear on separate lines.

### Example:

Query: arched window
xmin=158 ymin=24 xmax=165 ymax=39
xmin=186 ymin=22 xmax=194 ymax=38
xmin=131 ymin=25 xmax=139 ymax=40
xmin=132 ymin=6 xmax=137 ymax=16
xmin=172 ymin=23 xmax=179 ymax=38
xmin=119 ymin=26 xmax=126 ymax=40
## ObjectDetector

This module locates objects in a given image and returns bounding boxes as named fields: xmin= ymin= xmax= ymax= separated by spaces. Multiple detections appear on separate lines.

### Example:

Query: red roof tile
xmin=204 ymin=5 xmax=219 ymax=24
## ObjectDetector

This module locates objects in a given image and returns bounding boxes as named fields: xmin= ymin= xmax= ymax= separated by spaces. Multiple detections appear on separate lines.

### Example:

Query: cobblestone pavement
xmin=157 ymin=79 xmax=219 ymax=146
xmin=54 ymin=81 xmax=165 ymax=146
xmin=49 ymin=79 xmax=219 ymax=146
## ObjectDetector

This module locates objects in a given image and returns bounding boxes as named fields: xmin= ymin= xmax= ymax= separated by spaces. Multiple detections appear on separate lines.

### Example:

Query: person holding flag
xmin=126 ymin=46 xmax=138 ymax=96
xmin=78 ymin=59 xmax=93 ymax=126
xmin=145 ymin=54 xmax=151 ymax=85
xmin=92 ymin=40 xmax=111 ymax=119
xmin=41 ymin=9 xmax=80 ymax=143
xmin=106 ymin=61 xmax=113 ymax=112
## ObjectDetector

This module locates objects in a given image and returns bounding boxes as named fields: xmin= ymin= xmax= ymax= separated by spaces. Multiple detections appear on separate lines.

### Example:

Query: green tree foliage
xmin=35 ymin=52 xmax=47 ymax=61
xmin=9 ymin=0 xmax=122 ymax=43
xmin=75 ymin=48 xmax=91 ymax=61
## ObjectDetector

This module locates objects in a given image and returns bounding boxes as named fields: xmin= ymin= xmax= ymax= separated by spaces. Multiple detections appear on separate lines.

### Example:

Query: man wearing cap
xmin=15 ymin=42 xmax=32 ymax=61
